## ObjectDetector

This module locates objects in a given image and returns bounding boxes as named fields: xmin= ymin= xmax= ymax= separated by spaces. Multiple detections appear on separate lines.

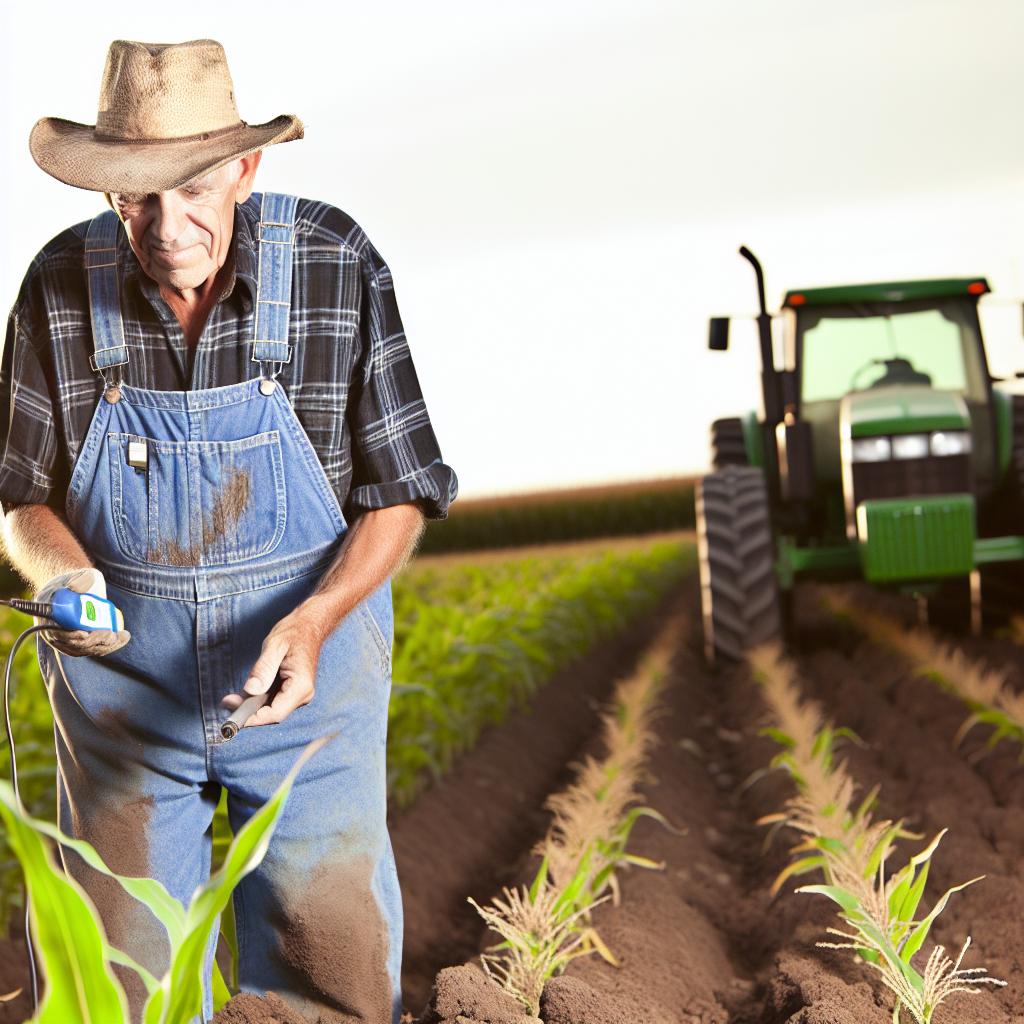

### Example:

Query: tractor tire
xmin=710 ymin=417 xmax=749 ymax=469
xmin=696 ymin=465 xmax=783 ymax=666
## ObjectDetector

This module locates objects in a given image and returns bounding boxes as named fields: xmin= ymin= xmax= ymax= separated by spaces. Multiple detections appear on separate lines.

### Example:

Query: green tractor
xmin=697 ymin=246 xmax=1024 ymax=664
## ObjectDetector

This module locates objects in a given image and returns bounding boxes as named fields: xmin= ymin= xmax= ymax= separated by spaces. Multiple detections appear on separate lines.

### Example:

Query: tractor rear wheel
xmin=696 ymin=465 xmax=783 ymax=666
xmin=710 ymin=417 xmax=748 ymax=469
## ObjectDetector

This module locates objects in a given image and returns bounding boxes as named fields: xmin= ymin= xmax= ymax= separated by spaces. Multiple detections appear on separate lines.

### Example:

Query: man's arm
xmin=3 ymin=503 xmax=95 ymax=593
xmin=304 ymin=501 xmax=426 ymax=622
xmin=223 ymin=230 xmax=453 ymax=728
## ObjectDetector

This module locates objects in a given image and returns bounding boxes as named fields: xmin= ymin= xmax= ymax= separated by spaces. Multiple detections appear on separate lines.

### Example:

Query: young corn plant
xmin=822 ymin=591 xmax=1024 ymax=757
xmin=0 ymin=734 xmax=329 ymax=1024
xmin=749 ymin=643 xmax=1005 ymax=1024
xmin=467 ymin=614 xmax=684 ymax=1014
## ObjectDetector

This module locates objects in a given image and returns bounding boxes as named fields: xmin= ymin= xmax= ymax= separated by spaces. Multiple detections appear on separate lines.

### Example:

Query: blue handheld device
xmin=1 ymin=588 xmax=125 ymax=632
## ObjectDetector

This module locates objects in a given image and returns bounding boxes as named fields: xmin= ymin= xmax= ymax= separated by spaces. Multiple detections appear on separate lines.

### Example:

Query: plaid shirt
xmin=0 ymin=193 xmax=458 ymax=523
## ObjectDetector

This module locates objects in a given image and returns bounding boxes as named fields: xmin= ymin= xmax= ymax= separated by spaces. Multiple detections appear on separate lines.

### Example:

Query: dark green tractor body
xmin=697 ymin=253 xmax=1024 ymax=664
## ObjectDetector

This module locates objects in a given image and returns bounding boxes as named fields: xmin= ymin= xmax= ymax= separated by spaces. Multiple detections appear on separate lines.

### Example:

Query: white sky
xmin=4 ymin=0 xmax=1024 ymax=499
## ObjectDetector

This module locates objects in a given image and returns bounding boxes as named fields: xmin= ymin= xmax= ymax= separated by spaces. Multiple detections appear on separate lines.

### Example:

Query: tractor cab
xmin=784 ymin=281 xmax=997 ymax=545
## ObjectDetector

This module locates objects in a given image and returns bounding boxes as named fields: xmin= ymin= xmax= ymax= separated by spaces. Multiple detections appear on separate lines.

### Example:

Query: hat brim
xmin=28 ymin=115 xmax=304 ymax=193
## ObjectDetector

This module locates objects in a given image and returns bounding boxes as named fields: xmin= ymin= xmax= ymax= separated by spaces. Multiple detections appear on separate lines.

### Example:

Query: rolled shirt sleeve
xmin=0 ymin=304 xmax=65 ymax=516
xmin=344 ymin=242 xmax=458 ymax=522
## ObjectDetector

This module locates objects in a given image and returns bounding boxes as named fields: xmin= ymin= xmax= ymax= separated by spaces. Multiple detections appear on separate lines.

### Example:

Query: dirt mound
xmin=212 ymin=991 xmax=307 ymax=1023
xmin=418 ymin=964 xmax=540 ymax=1024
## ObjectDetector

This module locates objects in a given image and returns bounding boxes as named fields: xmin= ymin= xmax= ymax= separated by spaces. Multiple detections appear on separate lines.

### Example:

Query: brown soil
xmin=9 ymin=573 xmax=1024 ymax=1023
xmin=412 ymin=576 xmax=1024 ymax=1024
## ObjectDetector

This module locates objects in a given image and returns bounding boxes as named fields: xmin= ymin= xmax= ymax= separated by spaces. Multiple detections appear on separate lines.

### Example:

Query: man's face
xmin=109 ymin=151 xmax=261 ymax=294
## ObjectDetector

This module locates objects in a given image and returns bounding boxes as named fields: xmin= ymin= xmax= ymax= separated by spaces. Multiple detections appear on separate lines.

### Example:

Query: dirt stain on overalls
xmin=154 ymin=467 xmax=252 ymax=566
xmin=270 ymin=854 xmax=392 ymax=1024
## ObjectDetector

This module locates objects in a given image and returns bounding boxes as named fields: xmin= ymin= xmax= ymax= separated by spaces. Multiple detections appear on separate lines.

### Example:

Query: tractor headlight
xmin=892 ymin=433 xmax=930 ymax=460
xmin=930 ymin=430 xmax=972 ymax=457
xmin=851 ymin=437 xmax=892 ymax=462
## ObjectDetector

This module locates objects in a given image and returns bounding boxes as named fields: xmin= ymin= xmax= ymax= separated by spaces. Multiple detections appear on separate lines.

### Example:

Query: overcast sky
xmin=4 ymin=1 xmax=1024 ymax=498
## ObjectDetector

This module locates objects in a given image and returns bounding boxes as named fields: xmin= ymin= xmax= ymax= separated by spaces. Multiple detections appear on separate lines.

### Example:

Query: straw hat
xmin=29 ymin=38 xmax=304 ymax=193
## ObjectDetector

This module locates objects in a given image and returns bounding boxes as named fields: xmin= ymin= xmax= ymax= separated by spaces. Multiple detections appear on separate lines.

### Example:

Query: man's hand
xmin=36 ymin=567 xmax=131 ymax=659
xmin=219 ymin=503 xmax=423 ymax=730
xmin=220 ymin=597 xmax=334 ymax=728
xmin=41 ymin=628 xmax=132 ymax=658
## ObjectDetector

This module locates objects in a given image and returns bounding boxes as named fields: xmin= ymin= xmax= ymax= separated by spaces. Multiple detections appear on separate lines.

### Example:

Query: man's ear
xmin=234 ymin=151 xmax=263 ymax=204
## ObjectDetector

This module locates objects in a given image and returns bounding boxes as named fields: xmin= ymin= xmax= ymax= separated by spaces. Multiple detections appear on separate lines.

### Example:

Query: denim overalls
xmin=37 ymin=192 xmax=403 ymax=1024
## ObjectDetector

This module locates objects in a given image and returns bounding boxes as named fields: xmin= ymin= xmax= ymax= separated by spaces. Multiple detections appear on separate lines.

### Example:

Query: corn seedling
xmin=749 ymin=643 xmax=1005 ymax=1024
xmin=0 ymin=735 xmax=328 ymax=1023
xmin=468 ymin=613 xmax=684 ymax=1013
xmin=823 ymin=591 xmax=1024 ymax=757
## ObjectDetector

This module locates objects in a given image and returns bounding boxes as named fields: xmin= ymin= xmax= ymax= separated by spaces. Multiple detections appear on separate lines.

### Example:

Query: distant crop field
xmin=418 ymin=476 xmax=697 ymax=554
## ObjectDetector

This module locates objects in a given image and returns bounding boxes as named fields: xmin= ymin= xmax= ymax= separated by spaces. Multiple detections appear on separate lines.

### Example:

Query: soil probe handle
xmin=220 ymin=694 xmax=268 ymax=739
xmin=220 ymin=675 xmax=282 ymax=739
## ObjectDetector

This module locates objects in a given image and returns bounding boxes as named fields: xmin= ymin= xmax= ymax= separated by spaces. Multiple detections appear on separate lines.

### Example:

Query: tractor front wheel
xmin=696 ymin=465 xmax=783 ymax=666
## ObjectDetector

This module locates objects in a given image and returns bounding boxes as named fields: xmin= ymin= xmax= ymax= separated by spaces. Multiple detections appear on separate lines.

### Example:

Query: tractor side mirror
xmin=708 ymin=317 xmax=730 ymax=351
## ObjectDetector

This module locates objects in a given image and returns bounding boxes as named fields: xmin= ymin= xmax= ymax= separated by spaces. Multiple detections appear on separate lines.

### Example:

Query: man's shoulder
xmin=27 ymin=217 xmax=93 ymax=274
xmin=11 ymin=216 xmax=95 ymax=325
xmin=290 ymin=196 xmax=388 ymax=270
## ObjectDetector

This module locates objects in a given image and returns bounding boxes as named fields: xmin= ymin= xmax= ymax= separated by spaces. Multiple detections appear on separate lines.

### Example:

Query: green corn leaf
xmin=528 ymin=856 xmax=550 ymax=903
xmin=620 ymin=853 xmax=664 ymax=870
xmin=814 ymin=837 xmax=848 ymax=857
xmin=211 ymin=962 xmax=231 ymax=1013
xmin=24 ymin=818 xmax=185 ymax=947
xmin=0 ymin=782 xmax=129 ymax=1024
xmin=615 ymin=805 xmax=685 ymax=840
xmin=578 ymin=925 xmax=619 ymax=966
xmin=864 ymin=822 xmax=905 ymax=880
xmin=890 ymin=831 xmax=946 ymax=925
xmin=852 ymin=784 xmax=881 ymax=825
xmin=771 ymin=856 xmax=827 ymax=895
xmin=796 ymin=883 xmax=861 ymax=914
xmin=551 ymin=850 xmax=594 ymax=920
xmin=900 ymin=877 xmax=984 ymax=964
xmin=218 ymin=893 xmax=239 ymax=994
xmin=146 ymin=734 xmax=330 ymax=1024
xmin=760 ymin=727 xmax=796 ymax=749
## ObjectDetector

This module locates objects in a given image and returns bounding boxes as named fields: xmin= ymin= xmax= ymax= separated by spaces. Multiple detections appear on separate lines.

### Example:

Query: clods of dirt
xmin=761 ymin=953 xmax=887 ymax=1024
xmin=211 ymin=990 xmax=308 ymax=1023
xmin=539 ymin=976 xmax=634 ymax=1024
xmin=417 ymin=964 xmax=541 ymax=1024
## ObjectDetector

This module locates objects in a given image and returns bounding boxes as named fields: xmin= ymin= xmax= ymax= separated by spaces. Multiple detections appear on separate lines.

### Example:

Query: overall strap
xmin=84 ymin=208 xmax=130 ymax=385
xmin=251 ymin=191 xmax=298 ymax=378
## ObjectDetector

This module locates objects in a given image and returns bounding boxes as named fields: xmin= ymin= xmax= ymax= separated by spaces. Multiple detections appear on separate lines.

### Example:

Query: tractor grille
xmin=851 ymin=454 xmax=970 ymax=505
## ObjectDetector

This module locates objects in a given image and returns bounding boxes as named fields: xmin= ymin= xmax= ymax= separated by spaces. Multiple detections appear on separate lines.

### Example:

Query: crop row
xmin=749 ymin=642 xmax=1004 ymax=1023
xmin=464 ymin=606 xmax=686 ymax=1016
xmin=820 ymin=591 xmax=1024 ymax=756
xmin=417 ymin=478 xmax=696 ymax=554
xmin=386 ymin=536 xmax=694 ymax=805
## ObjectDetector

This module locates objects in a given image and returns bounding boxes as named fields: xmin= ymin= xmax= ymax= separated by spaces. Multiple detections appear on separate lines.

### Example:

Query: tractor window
xmin=799 ymin=302 xmax=983 ymax=403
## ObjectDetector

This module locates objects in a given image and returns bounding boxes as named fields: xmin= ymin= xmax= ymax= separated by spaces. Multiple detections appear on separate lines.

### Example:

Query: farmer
xmin=0 ymin=38 xmax=457 ymax=1024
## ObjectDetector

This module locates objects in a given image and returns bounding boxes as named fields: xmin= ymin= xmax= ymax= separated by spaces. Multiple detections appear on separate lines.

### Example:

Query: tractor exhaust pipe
xmin=739 ymin=246 xmax=783 ymax=427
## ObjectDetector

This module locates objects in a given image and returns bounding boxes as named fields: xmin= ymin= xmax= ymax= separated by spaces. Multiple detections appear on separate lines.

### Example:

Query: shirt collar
xmin=118 ymin=196 xmax=259 ymax=313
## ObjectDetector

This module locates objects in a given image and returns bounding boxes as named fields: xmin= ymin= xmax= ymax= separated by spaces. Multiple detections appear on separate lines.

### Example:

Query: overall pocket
xmin=108 ymin=431 xmax=287 ymax=566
